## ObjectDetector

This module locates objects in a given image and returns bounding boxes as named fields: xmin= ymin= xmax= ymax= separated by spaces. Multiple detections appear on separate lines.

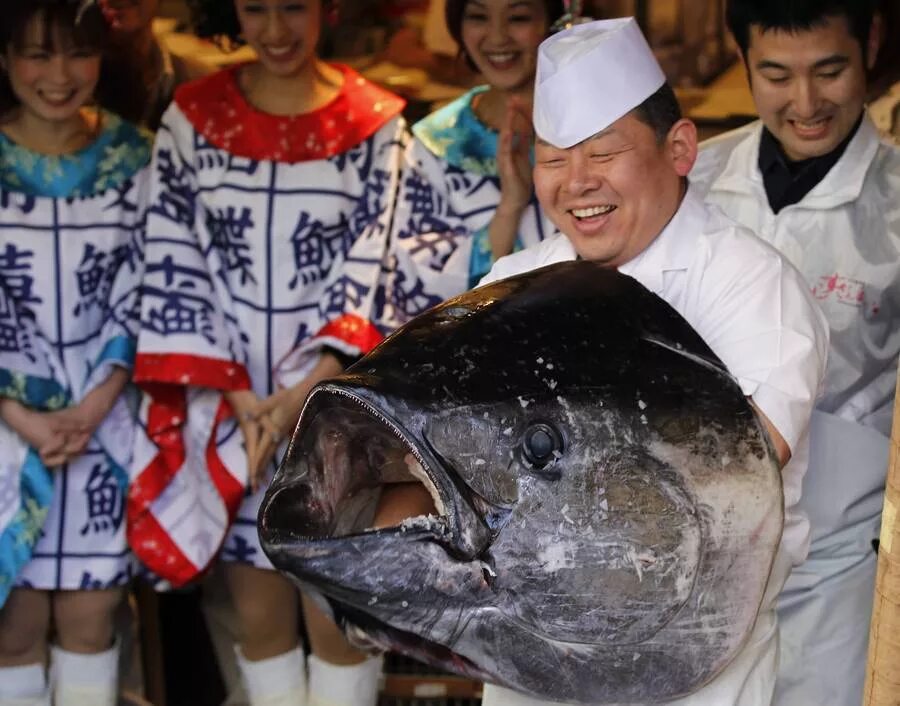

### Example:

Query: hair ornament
xmin=551 ymin=0 xmax=592 ymax=32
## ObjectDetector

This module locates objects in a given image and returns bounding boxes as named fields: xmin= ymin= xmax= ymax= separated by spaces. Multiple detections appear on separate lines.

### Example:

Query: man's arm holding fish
xmin=754 ymin=405 xmax=791 ymax=468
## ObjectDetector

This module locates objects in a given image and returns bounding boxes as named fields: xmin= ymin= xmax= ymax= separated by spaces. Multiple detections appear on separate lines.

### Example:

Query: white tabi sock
xmin=236 ymin=645 xmax=307 ymax=706
xmin=307 ymin=654 xmax=383 ymax=706
xmin=0 ymin=663 xmax=49 ymax=705
xmin=50 ymin=643 xmax=118 ymax=706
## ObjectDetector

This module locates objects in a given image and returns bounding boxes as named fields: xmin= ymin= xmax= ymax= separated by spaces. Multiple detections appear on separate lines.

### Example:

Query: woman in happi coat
xmin=129 ymin=1 xmax=406 ymax=704
xmin=377 ymin=0 xmax=569 ymax=330
xmin=0 ymin=2 xmax=151 ymax=704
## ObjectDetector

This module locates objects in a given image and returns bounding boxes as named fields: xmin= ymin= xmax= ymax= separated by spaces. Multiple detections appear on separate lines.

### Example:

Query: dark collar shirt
xmin=758 ymin=117 xmax=862 ymax=214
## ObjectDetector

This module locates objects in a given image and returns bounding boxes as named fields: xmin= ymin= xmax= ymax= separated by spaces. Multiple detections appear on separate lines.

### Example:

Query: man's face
xmin=744 ymin=15 xmax=873 ymax=161
xmin=533 ymin=112 xmax=692 ymax=266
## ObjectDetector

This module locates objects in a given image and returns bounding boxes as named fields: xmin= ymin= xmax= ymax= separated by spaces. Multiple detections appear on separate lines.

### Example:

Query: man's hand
xmin=751 ymin=402 xmax=792 ymax=469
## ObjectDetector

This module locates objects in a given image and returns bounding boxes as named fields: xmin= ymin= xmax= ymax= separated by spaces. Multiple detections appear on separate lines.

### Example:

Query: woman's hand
xmin=497 ymin=97 xmax=534 ymax=214
xmin=223 ymin=389 xmax=265 ymax=490
xmin=0 ymin=399 xmax=87 ymax=467
xmin=491 ymin=96 xmax=534 ymax=259
xmin=45 ymin=368 xmax=130 ymax=459
xmin=248 ymin=385 xmax=310 ymax=488
xmin=247 ymin=352 xmax=345 ymax=488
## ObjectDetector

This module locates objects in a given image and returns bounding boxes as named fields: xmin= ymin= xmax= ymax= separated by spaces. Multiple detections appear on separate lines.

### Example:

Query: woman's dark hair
xmin=189 ymin=0 xmax=336 ymax=47
xmin=0 ymin=0 xmax=147 ymax=123
xmin=445 ymin=0 xmax=566 ymax=71
xmin=725 ymin=0 xmax=877 ymax=57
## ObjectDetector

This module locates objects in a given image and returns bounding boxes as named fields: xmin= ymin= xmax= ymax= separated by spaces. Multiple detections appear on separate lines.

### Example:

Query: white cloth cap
xmin=534 ymin=17 xmax=667 ymax=148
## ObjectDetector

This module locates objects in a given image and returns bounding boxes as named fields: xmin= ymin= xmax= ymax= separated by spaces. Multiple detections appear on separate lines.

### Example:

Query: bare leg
xmin=52 ymin=589 xmax=122 ymax=654
xmin=51 ymin=589 xmax=123 ymax=706
xmin=224 ymin=563 xmax=300 ymax=661
xmin=303 ymin=596 xmax=383 ymax=706
xmin=301 ymin=595 xmax=366 ymax=666
xmin=0 ymin=589 xmax=51 ymax=666
xmin=225 ymin=564 xmax=306 ymax=705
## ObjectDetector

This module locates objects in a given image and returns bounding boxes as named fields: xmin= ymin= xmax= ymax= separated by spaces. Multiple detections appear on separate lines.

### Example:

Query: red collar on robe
xmin=174 ymin=63 xmax=405 ymax=163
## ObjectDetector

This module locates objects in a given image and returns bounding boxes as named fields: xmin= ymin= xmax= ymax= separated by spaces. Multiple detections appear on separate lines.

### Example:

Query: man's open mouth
xmin=571 ymin=205 xmax=617 ymax=220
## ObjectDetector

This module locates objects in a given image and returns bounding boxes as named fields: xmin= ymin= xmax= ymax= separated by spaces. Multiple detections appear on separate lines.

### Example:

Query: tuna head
xmin=259 ymin=261 xmax=783 ymax=704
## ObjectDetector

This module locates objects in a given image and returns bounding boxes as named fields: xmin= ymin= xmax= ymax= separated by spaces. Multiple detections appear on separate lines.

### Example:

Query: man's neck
xmin=758 ymin=114 xmax=863 ymax=213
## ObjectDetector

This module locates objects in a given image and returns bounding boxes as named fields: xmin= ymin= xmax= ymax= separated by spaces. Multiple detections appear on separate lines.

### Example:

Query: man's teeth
xmin=572 ymin=205 xmax=615 ymax=218
xmin=793 ymin=118 xmax=829 ymax=129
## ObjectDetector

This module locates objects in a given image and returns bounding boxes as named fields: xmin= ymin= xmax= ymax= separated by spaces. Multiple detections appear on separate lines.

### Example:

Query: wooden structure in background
xmin=864 ymin=370 xmax=900 ymax=705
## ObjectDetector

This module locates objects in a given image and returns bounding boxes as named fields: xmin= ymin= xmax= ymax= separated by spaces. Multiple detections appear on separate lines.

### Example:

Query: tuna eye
xmin=522 ymin=423 xmax=563 ymax=469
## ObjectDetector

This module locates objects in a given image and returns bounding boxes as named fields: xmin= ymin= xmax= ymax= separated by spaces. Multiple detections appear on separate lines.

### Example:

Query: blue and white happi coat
xmin=130 ymin=66 xmax=406 ymax=585
xmin=376 ymin=86 xmax=556 ymax=332
xmin=0 ymin=114 xmax=151 ymax=604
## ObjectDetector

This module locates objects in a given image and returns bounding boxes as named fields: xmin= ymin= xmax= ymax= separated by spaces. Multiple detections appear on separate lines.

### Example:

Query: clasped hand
xmin=225 ymin=386 xmax=308 ymax=493
xmin=0 ymin=370 xmax=127 ymax=467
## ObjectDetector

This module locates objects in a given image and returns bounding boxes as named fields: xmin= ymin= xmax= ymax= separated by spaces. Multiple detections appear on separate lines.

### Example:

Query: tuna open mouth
xmin=262 ymin=388 xmax=450 ymax=543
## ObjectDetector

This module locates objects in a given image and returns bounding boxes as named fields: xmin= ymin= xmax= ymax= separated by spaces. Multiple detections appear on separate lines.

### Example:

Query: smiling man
xmin=478 ymin=16 xmax=830 ymax=706
xmin=689 ymin=1 xmax=900 ymax=704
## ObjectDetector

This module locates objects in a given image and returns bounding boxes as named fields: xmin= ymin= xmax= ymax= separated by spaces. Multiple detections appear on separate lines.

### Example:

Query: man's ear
xmin=867 ymin=14 xmax=882 ymax=71
xmin=666 ymin=118 xmax=698 ymax=177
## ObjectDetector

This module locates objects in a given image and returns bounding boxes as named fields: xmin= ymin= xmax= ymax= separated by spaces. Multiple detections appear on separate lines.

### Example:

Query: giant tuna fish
xmin=259 ymin=261 xmax=783 ymax=704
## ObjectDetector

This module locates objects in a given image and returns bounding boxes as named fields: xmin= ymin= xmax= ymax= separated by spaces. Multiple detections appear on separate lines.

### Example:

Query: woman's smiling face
xmin=5 ymin=14 xmax=101 ymax=125
xmin=234 ymin=0 xmax=322 ymax=79
xmin=460 ymin=0 xmax=549 ymax=92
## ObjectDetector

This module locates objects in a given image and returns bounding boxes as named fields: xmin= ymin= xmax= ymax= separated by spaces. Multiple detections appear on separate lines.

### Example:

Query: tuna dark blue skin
xmin=259 ymin=261 xmax=783 ymax=704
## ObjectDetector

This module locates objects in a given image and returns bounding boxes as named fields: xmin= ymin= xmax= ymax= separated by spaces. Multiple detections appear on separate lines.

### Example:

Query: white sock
xmin=0 ymin=663 xmax=49 ymax=705
xmin=50 ymin=643 xmax=118 ymax=706
xmin=236 ymin=645 xmax=307 ymax=706
xmin=307 ymin=654 xmax=383 ymax=706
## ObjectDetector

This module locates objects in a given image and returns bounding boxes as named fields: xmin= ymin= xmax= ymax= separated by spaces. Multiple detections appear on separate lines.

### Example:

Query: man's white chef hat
xmin=533 ymin=17 xmax=667 ymax=148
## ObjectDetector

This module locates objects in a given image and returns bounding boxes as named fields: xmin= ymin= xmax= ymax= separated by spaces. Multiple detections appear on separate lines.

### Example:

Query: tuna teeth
xmin=572 ymin=205 xmax=615 ymax=219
